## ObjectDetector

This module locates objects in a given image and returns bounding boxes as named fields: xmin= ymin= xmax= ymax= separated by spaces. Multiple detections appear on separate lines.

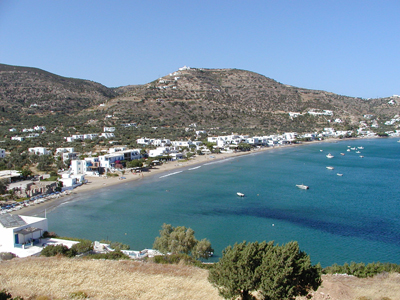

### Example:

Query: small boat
xmin=356 ymin=151 xmax=361 ymax=154
xmin=358 ymin=147 xmax=364 ymax=149
xmin=347 ymin=149 xmax=351 ymax=152
xmin=359 ymin=155 xmax=364 ymax=158
xmin=326 ymin=153 xmax=334 ymax=158
xmin=237 ymin=192 xmax=245 ymax=197
xmin=340 ymin=153 xmax=345 ymax=156
xmin=296 ymin=184 xmax=309 ymax=190
xmin=320 ymin=149 xmax=323 ymax=152
xmin=337 ymin=173 xmax=343 ymax=176
xmin=351 ymin=147 xmax=356 ymax=150
xmin=326 ymin=166 xmax=334 ymax=170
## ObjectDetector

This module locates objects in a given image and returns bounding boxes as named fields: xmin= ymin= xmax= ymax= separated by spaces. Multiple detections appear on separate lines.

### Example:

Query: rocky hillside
xmin=1 ymin=64 xmax=399 ymax=134
xmin=0 ymin=63 xmax=117 ymax=121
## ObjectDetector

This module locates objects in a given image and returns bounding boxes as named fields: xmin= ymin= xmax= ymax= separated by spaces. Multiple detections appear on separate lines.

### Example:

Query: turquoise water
xmin=47 ymin=138 xmax=400 ymax=267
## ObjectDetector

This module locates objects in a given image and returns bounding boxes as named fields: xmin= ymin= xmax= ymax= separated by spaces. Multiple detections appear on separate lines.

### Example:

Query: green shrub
xmin=323 ymin=262 xmax=400 ymax=278
xmin=41 ymin=244 xmax=76 ymax=258
xmin=0 ymin=252 xmax=16 ymax=261
xmin=0 ymin=289 xmax=23 ymax=300
xmin=70 ymin=240 xmax=93 ymax=255
xmin=86 ymin=250 xmax=130 ymax=260
xmin=69 ymin=291 xmax=88 ymax=299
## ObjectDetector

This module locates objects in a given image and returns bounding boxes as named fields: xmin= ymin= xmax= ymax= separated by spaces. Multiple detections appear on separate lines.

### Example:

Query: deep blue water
xmin=47 ymin=138 xmax=400 ymax=267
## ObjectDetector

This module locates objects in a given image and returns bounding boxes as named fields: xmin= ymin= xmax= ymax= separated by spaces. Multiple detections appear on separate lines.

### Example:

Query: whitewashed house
xmin=136 ymin=137 xmax=152 ymax=146
xmin=0 ymin=214 xmax=48 ymax=251
xmin=11 ymin=136 xmax=24 ymax=141
xmin=103 ymin=127 xmax=116 ymax=132
xmin=56 ymin=147 xmax=75 ymax=154
xmin=28 ymin=147 xmax=51 ymax=155
xmin=100 ymin=132 xmax=115 ymax=139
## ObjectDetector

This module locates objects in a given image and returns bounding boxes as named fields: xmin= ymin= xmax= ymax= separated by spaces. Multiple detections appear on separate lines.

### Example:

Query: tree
xmin=153 ymin=223 xmax=213 ymax=259
xmin=208 ymin=241 xmax=321 ymax=300
xmin=192 ymin=238 xmax=214 ymax=259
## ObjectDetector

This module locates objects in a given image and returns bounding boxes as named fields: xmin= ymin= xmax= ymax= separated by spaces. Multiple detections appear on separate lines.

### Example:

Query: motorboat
xmin=237 ymin=192 xmax=245 ymax=197
xmin=337 ymin=173 xmax=343 ymax=176
xmin=359 ymin=155 xmax=364 ymax=158
xmin=296 ymin=184 xmax=309 ymax=190
xmin=347 ymin=149 xmax=351 ymax=152
xmin=356 ymin=151 xmax=361 ymax=154
xmin=326 ymin=153 xmax=334 ymax=158
xmin=340 ymin=153 xmax=345 ymax=156
xmin=326 ymin=166 xmax=334 ymax=170
xmin=358 ymin=146 xmax=364 ymax=149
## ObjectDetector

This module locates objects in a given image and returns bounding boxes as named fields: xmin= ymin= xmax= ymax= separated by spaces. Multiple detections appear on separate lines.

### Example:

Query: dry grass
xmin=0 ymin=256 xmax=222 ymax=300
xmin=297 ymin=273 xmax=400 ymax=300
xmin=2 ymin=257 xmax=400 ymax=300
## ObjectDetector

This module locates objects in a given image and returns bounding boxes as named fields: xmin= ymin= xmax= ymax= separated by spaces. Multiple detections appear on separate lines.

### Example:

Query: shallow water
xmin=48 ymin=138 xmax=400 ymax=267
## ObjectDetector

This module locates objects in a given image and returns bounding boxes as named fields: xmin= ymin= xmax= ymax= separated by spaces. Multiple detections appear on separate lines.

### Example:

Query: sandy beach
xmin=14 ymin=147 xmax=276 ymax=217
xmin=13 ymin=138 xmax=351 ymax=217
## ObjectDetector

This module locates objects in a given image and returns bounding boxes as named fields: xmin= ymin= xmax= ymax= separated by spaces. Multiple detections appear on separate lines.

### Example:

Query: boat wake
xmin=203 ymin=157 xmax=234 ymax=166
xmin=159 ymin=171 xmax=183 ymax=178
xmin=188 ymin=166 xmax=202 ymax=170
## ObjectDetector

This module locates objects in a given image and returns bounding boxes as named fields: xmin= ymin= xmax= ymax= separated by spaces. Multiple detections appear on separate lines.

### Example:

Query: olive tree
xmin=153 ymin=223 xmax=213 ymax=259
xmin=208 ymin=241 xmax=321 ymax=300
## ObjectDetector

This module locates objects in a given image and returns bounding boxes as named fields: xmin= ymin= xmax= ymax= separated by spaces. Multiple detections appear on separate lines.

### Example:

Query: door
xmin=14 ymin=234 xmax=19 ymax=244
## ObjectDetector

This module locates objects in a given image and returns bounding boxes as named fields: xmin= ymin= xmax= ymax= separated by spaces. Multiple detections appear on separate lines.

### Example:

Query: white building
xmin=136 ymin=137 xmax=152 ymax=145
xmin=0 ymin=214 xmax=48 ymax=250
xmin=34 ymin=125 xmax=46 ymax=131
xmin=56 ymin=147 xmax=75 ymax=154
xmin=100 ymin=132 xmax=115 ymax=139
xmin=11 ymin=136 xmax=24 ymax=141
xmin=28 ymin=147 xmax=51 ymax=155
xmin=99 ymin=149 xmax=141 ymax=169
xmin=103 ymin=127 xmax=116 ymax=132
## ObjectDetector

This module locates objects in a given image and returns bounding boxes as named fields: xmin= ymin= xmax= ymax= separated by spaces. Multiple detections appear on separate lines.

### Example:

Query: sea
xmin=47 ymin=138 xmax=400 ymax=267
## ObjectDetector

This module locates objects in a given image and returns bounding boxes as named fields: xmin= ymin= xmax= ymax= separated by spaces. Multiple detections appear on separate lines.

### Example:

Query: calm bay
xmin=47 ymin=138 xmax=400 ymax=267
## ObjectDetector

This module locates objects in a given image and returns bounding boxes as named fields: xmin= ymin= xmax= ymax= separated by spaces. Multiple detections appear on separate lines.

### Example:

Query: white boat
xmin=296 ymin=184 xmax=309 ymax=190
xmin=350 ymin=147 xmax=356 ymax=150
xmin=320 ymin=149 xmax=323 ymax=152
xmin=347 ymin=149 xmax=351 ymax=152
xmin=356 ymin=151 xmax=361 ymax=154
xmin=358 ymin=147 xmax=364 ymax=149
xmin=237 ymin=192 xmax=245 ymax=197
xmin=340 ymin=153 xmax=345 ymax=156
xmin=326 ymin=153 xmax=334 ymax=158
xmin=337 ymin=173 xmax=343 ymax=176
xmin=359 ymin=155 xmax=364 ymax=158
xmin=326 ymin=166 xmax=334 ymax=170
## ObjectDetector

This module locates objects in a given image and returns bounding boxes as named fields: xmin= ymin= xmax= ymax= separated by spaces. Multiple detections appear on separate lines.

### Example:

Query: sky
xmin=0 ymin=0 xmax=399 ymax=98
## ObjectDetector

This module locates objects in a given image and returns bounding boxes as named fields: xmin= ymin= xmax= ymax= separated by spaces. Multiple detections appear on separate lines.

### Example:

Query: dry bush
xmin=0 ymin=256 xmax=222 ymax=300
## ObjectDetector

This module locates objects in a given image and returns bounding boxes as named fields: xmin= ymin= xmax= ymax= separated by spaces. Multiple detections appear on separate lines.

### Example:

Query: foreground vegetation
xmin=1 ymin=257 xmax=400 ymax=300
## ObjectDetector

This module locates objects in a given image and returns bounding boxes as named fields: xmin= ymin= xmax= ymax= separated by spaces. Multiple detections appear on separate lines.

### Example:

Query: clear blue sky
xmin=1 ymin=0 xmax=399 ymax=98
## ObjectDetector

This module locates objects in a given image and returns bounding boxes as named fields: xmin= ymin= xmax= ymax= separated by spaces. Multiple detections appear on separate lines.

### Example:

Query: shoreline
xmin=14 ymin=137 xmax=373 ymax=217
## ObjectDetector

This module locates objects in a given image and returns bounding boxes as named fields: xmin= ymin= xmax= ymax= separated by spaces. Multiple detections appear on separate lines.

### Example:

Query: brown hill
xmin=1 ymin=64 xmax=399 ymax=134
xmin=0 ymin=63 xmax=117 ymax=122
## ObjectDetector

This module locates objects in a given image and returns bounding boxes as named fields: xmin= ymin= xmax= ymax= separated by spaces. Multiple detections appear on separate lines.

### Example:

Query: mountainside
xmin=1 ymin=63 xmax=399 ymax=135
xmin=0 ymin=63 xmax=117 ymax=120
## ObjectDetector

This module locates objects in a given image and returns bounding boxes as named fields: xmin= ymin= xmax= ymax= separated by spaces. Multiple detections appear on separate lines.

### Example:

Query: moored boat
xmin=326 ymin=153 xmax=334 ymax=158
xmin=237 ymin=192 xmax=245 ymax=197
xmin=337 ymin=173 xmax=343 ymax=176
xmin=296 ymin=184 xmax=309 ymax=190
xmin=326 ymin=166 xmax=334 ymax=170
